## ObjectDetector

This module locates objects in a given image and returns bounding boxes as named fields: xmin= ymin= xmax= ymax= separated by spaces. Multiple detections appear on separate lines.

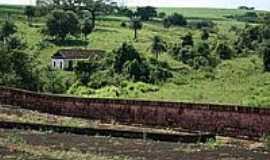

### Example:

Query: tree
xmin=150 ymin=36 xmax=167 ymax=60
xmin=81 ymin=0 xmax=116 ymax=29
xmin=136 ymin=6 xmax=157 ymax=21
xmin=24 ymin=6 xmax=35 ymax=26
xmin=165 ymin=13 xmax=187 ymax=27
xmin=45 ymin=10 xmax=80 ymax=40
xmin=181 ymin=33 xmax=194 ymax=47
xmin=114 ymin=42 xmax=141 ymax=72
xmin=158 ymin=12 xmax=166 ymax=18
xmin=0 ymin=19 xmax=17 ymax=44
xmin=81 ymin=18 xmax=94 ymax=47
xmin=130 ymin=17 xmax=143 ymax=40
xmin=5 ymin=35 xmax=26 ymax=51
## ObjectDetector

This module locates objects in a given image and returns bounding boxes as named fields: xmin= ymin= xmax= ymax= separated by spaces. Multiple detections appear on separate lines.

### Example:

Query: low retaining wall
xmin=0 ymin=86 xmax=270 ymax=139
xmin=0 ymin=121 xmax=214 ymax=143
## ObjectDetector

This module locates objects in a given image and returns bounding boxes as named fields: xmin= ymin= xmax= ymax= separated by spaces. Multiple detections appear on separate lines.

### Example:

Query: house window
xmin=53 ymin=61 xmax=56 ymax=67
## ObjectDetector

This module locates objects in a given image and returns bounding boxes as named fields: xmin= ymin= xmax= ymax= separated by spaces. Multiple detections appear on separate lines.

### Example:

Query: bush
xmin=215 ymin=42 xmax=234 ymax=60
xmin=181 ymin=32 xmax=194 ymax=47
xmin=163 ymin=13 xmax=187 ymax=28
xmin=158 ymin=12 xmax=166 ymax=18
xmin=189 ymin=20 xmax=215 ymax=29
xmin=262 ymin=42 xmax=270 ymax=71
xmin=120 ymin=21 xmax=127 ymax=27
xmin=114 ymin=42 xmax=142 ymax=72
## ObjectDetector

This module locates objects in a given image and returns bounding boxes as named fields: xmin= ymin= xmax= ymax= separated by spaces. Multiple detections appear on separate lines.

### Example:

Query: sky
xmin=0 ymin=0 xmax=270 ymax=11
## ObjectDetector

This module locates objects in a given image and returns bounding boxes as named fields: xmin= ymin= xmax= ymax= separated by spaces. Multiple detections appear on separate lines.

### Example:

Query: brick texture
xmin=0 ymin=86 xmax=269 ymax=139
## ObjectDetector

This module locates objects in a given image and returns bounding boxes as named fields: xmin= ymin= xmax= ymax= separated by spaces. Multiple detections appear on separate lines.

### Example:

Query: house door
xmin=68 ymin=61 xmax=73 ymax=70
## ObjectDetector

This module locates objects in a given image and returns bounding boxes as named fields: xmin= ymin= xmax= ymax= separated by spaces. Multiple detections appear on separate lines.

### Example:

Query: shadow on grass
xmin=50 ymin=39 xmax=89 ymax=47
xmin=95 ymin=28 xmax=119 ymax=33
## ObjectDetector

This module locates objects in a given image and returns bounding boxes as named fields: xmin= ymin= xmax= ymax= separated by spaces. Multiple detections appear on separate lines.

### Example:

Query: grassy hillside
xmin=0 ymin=5 xmax=269 ymax=106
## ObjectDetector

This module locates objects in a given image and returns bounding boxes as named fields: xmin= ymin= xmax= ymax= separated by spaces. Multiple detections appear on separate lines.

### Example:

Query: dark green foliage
xmin=238 ymin=6 xmax=255 ymax=10
xmin=0 ymin=48 xmax=39 ymax=90
xmin=232 ymin=12 xmax=258 ymax=23
xmin=215 ymin=42 xmax=234 ymax=60
xmin=0 ymin=19 xmax=17 ymax=41
xmin=163 ymin=13 xmax=187 ymax=28
xmin=75 ymin=60 xmax=99 ymax=85
xmin=24 ymin=6 xmax=35 ymax=26
xmin=201 ymin=29 xmax=210 ymax=40
xmin=189 ymin=20 xmax=215 ymax=29
xmin=130 ymin=17 xmax=143 ymax=40
xmin=150 ymin=35 xmax=167 ymax=59
xmin=117 ymin=7 xmax=134 ymax=18
xmin=181 ymin=33 xmax=194 ymax=47
xmin=120 ymin=21 xmax=127 ymax=27
xmin=158 ymin=12 xmax=166 ymax=18
xmin=262 ymin=41 xmax=270 ymax=71
xmin=45 ymin=10 xmax=80 ymax=40
xmin=81 ymin=17 xmax=94 ymax=44
xmin=114 ymin=42 xmax=142 ymax=72
xmin=123 ymin=59 xmax=150 ymax=82
xmin=163 ymin=17 xmax=172 ymax=28
xmin=5 ymin=35 xmax=26 ymax=51
xmin=136 ymin=6 xmax=157 ymax=21
xmin=178 ymin=46 xmax=194 ymax=64
xmin=235 ymin=25 xmax=263 ymax=53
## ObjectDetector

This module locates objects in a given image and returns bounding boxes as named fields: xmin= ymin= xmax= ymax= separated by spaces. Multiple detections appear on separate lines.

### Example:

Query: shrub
xmin=215 ymin=42 xmax=234 ymax=60
xmin=163 ymin=13 xmax=187 ymax=28
xmin=262 ymin=42 xmax=270 ymax=71
xmin=114 ymin=42 xmax=142 ymax=72
xmin=181 ymin=32 xmax=194 ymax=47
xmin=201 ymin=29 xmax=210 ymax=40
xmin=120 ymin=21 xmax=127 ymax=27
xmin=158 ymin=12 xmax=166 ymax=18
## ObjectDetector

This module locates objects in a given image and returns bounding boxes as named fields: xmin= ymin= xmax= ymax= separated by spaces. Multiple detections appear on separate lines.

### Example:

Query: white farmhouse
xmin=51 ymin=49 xmax=105 ymax=70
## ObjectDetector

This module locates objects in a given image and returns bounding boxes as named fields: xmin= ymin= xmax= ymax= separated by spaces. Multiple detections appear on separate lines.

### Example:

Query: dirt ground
xmin=0 ymin=129 xmax=269 ymax=160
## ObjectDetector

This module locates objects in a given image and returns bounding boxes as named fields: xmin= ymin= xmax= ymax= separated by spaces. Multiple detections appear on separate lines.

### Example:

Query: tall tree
xmin=130 ymin=17 xmax=143 ymax=40
xmin=136 ymin=6 xmax=157 ymax=21
xmin=81 ymin=18 xmax=94 ymax=48
xmin=150 ymin=36 xmax=167 ymax=60
xmin=24 ymin=6 xmax=35 ymax=26
xmin=45 ymin=10 xmax=80 ymax=40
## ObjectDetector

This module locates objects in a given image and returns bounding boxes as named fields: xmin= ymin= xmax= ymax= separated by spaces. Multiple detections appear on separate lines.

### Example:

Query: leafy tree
xmin=136 ymin=6 xmax=157 ymax=21
xmin=45 ymin=10 xmax=80 ymax=40
xmin=114 ymin=42 xmax=141 ymax=72
xmin=178 ymin=46 xmax=193 ymax=64
xmin=80 ymin=0 xmax=116 ymax=29
xmin=130 ymin=17 xmax=143 ymax=40
xmin=24 ymin=6 xmax=35 ymax=26
xmin=0 ymin=19 xmax=17 ymax=43
xmin=150 ymin=36 xmax=167 ymax=60
xmin=181 ymin=33 xmax=194 ymax=47
xmin=215 ymin=42 xmax=234 ymax=60
xmin=123 ymin=59 xmax=150 ymax=82
xmin=81 ymin=17 xmax=94 ymax=47
xmin=165 ymin=13 xmax=187 ymax=27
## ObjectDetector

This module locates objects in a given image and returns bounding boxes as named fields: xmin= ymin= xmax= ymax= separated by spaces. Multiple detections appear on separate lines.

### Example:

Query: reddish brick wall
xmin=0 ymin=86 xmax=270 ymax=139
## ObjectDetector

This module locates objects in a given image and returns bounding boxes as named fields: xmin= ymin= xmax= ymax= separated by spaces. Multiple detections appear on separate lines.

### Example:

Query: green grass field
xmin=0 ymin=5 xmax=270 ymax=106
